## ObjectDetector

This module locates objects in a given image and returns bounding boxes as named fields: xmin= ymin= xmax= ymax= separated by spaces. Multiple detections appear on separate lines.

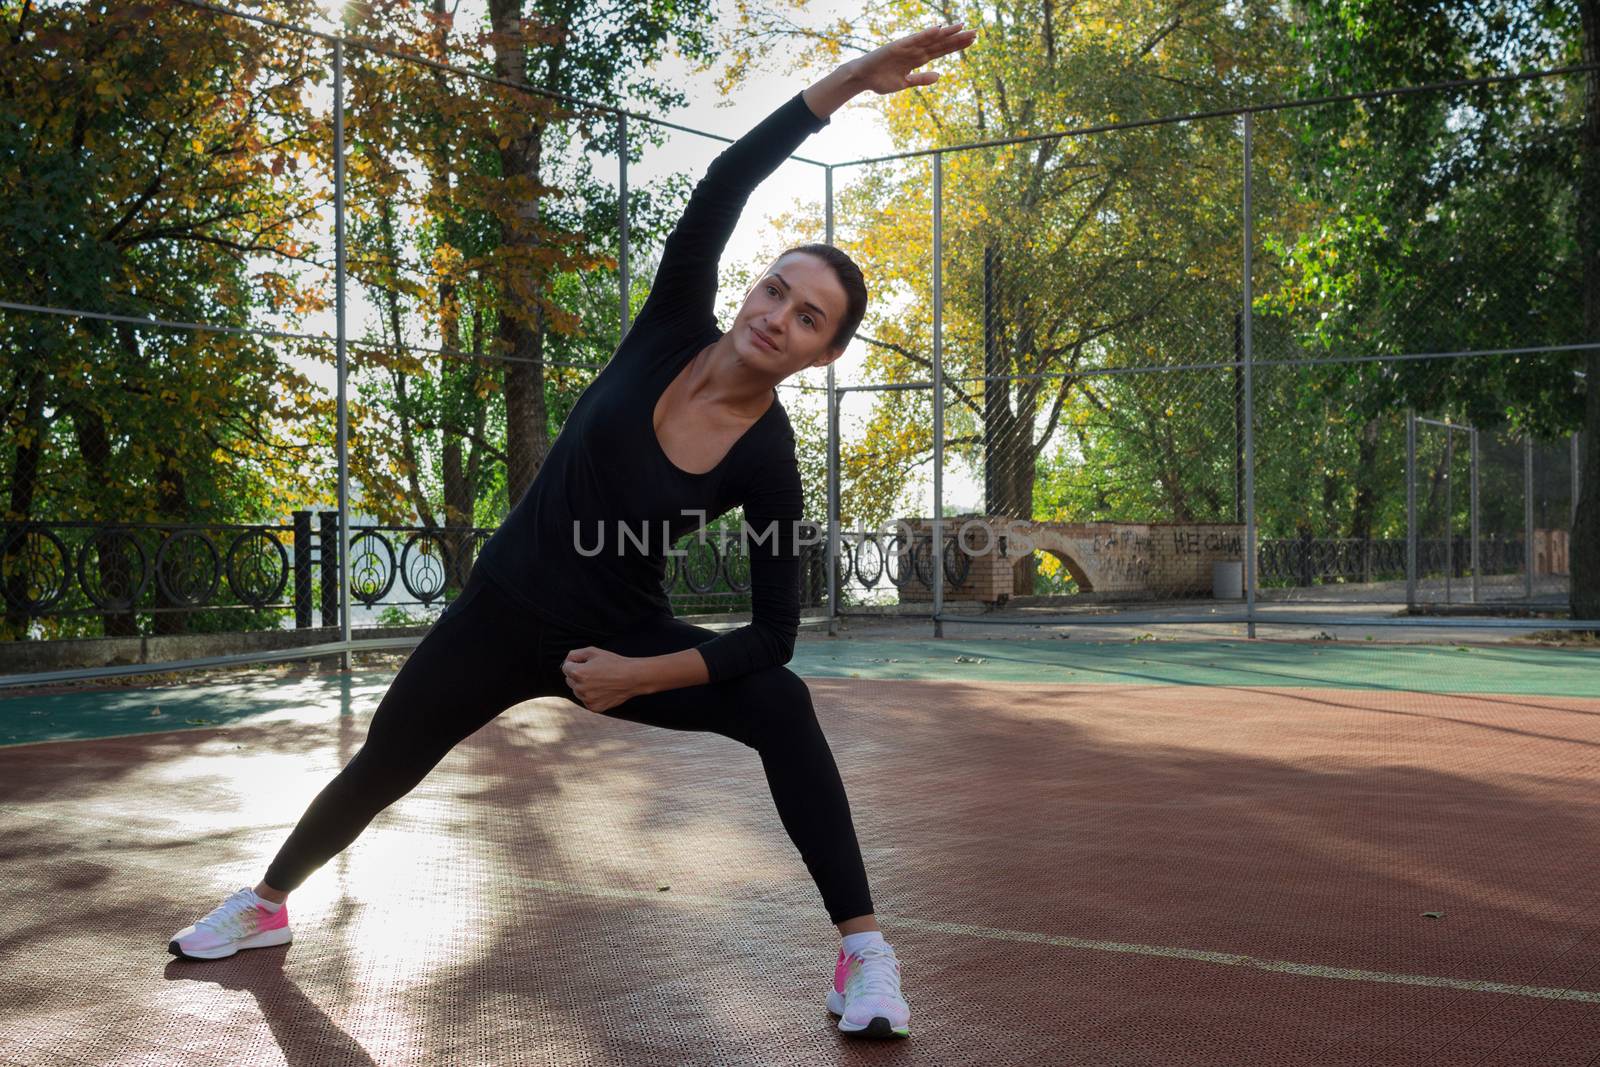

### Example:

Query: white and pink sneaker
xmin=168 ymin=887 xmax=292 ymax=961
xmin=826 ymin=941 xmax=911 ymax=1038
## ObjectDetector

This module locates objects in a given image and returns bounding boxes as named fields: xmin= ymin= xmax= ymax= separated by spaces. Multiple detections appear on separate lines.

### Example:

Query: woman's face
xmin=731 ymin=252 xmax=849 ymax=376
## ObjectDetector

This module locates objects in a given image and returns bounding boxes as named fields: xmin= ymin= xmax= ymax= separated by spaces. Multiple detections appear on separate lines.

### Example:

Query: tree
xmin=479 ymin=0 xmax=718 ymax=506
xmin=727 ymin=0 xmax=1300 ymax=592
xmin=305 ymin=0 xmax=719 ymax=589
xmin=1 ymin=0 xmax=332 ymax=638
xmin=1576 ymin=0 xmax=1599 ymax=621
xmin=1280 ymin=0 xmax=1595 ymax=617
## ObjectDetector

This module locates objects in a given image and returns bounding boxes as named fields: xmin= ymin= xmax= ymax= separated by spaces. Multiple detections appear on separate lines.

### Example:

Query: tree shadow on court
xmin=357 ymin=698 xmax=925 ymax=1064
xmin=163 ymin=951 xmax=381 ymax=1067
xmin=0 ymin=864 xmax=385 ymax=1065
xmin=394 ymin=694 xmax=1066 ymax=1060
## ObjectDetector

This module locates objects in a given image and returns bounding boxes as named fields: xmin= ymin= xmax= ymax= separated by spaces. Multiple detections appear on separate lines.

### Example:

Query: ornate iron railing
xmin=3 ymin=519 xmax=299 ymax=619
xmin=1256 ymin=534 xmax=1532 ymax=586
xmin=5 ymin=514 xmax=1556 ymax=641
xmin=667 ymin=529 xmax=970 ymax=598
xmin=0 ymin=516 xmax=881 ymax=629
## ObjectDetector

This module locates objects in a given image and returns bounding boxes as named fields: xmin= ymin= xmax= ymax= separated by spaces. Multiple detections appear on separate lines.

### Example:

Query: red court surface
xmin=4 ymin=677 xmax=1600 ymax=1065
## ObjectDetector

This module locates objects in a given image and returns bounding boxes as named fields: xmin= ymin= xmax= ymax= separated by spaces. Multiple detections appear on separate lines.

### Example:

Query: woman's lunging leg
xmin=169 ymin=576 xmax=553 ymax=961
xmin=591 ymin=617 xmax=875 ymax=926
xmin=260 ymin=710 xmax=463 ymax=894
xmin=261 ymin=582 xmax=537 ymax=895
xmin=738 ymin=668 xmax=875 ymax=926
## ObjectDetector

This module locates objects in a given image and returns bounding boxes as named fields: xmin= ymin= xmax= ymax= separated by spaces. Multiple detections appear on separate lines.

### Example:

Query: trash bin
xmin=1212 ymin=560 xmax=1243 ymax=600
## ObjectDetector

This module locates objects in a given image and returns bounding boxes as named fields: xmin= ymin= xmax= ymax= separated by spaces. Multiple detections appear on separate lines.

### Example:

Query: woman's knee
xmin=734 ymin=667 xmax=818 ymax=745
xmin=741 ymin=664 xmax=812 ymax=705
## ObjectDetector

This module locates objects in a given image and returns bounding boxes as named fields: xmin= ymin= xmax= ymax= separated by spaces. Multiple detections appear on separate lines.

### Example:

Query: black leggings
xmin=263 ymin=568 xmax=875 ymax=926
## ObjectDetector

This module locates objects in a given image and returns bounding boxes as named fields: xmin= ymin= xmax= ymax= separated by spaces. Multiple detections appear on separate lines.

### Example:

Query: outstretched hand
xmin=852 ymin=23 xmax=977 ymax=96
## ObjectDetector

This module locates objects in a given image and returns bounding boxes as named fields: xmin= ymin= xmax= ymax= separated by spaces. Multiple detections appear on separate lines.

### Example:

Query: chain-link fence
xmin=2 ymin=3 xmax=1594 ymax=683
xmin=829 ymin=76 xmax=1592 ymax=637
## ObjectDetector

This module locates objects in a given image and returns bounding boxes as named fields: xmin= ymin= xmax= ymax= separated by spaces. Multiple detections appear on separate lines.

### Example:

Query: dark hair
xmin=772 ymin=243 xmax=867 ymax=352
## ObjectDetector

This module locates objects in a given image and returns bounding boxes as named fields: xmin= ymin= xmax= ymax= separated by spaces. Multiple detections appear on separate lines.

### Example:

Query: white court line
xmin=7 ymin=803 xmax=1599 ymax=1006
xmin=497 ymin=874 xmax=1600 ymax=1004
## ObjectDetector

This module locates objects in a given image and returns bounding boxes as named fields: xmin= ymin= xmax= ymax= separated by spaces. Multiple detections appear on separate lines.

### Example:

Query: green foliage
xmin=375 ymin=604 xmax=434 ymax=628
xmin=795 ymin=1 xmax=1302 ymax=533
xmin=1 ymin=1 xmax=335 ymax=532
xmin=331 ymin=0 xmax=720 ymax=530
xmin=1271 ymin=0 xmax=1586 ymax=438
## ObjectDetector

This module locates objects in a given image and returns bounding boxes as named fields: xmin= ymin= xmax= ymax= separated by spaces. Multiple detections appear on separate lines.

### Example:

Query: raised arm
xmin=627 ymin=93 xmax=829 ymax=337
xmin=629 ymin=23 xmax=977 ymax=338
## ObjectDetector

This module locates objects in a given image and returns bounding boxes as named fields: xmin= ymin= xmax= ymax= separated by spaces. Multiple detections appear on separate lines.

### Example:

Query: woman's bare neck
xmin=682 ymin=336 xmax=777 ymax=418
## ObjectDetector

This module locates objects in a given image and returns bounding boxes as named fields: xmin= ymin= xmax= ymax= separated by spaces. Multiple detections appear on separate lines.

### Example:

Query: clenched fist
xmin=561 ymin=647 xmax=642 ymax=713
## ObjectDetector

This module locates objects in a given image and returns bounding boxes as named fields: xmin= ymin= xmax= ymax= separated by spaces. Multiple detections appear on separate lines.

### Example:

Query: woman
xmin=168 ymin=23 xmax=977 ymax=1040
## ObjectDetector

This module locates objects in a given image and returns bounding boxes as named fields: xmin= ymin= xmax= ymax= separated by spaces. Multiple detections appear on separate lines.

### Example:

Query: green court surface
xmin=0 ymin=639 xmax=1594 ymax=748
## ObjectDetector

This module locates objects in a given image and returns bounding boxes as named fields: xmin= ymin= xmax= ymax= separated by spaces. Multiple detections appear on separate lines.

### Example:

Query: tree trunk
xmin=66 ymin=401 xmax=140 ymax=638
xmin=442 ymin=438 xmax=471 ymax=525
xmin=1347 ymin=417 xmax=1380 ymax=541
xmin=980 ymin=250 xmax=1046 ymax=593
xmin=151 ymin=453 xmax=190 ymax=636
xmin=2 ymin=370 xmax=46 ymax=640
xmin=1149 ymin=411 xmax=1193 ymax=523
xmin=427 ymin=0 xmax=477 ymax=590
xmin=432 ymin=251 xmax=481 ymax=591
xmin=1572 ymin=0 xmax=1600 ymax=623
xmin=983 ymin=244 xmax=1004 ymax=515
xmin=1009 ymin=459 xmax=1039 ymax=594
xmin=501 ymin=308 xmax=551 ymax=510
xmin=454 ymin=309 xmax=493 ymax=584
xmin=441 ymin=436 xmax=469 ymax=581
xmin=489 ymin=0 xmax=552 ymax=511
xmin=990 ymin=415 xmax=1038 ymax=594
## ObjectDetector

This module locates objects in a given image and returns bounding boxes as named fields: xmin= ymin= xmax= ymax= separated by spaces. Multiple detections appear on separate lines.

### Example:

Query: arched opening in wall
xmin=1020 ymin=548 xmax=1085 ymax=596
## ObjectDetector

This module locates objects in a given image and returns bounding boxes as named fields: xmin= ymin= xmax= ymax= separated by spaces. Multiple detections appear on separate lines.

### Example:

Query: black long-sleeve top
xmin=474 ymin=91 xmax=829 ymax=683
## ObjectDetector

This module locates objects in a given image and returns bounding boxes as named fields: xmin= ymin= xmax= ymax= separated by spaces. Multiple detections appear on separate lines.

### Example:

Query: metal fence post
xmin=292 ymin=510 xmax=312 ymax=628
xmin=618 ymin=113 xmax=630 ymax=342
xmin=1233 ymin=310 xmax=1245 ymax=524
xmin=1406 ymin=409 xmax=1416 ymax=609
xmin=931 ymin=152 xmax=946 ymax=639
xmin=1241 ymin=114 xmax=1257 ymax=639
xmin=1470 ymin=426 xmax=1479 ymax=604
xmin=319 ymin=509 xmax=340 ymax=627
xmin=1444 ymin=427 xmax=1454 ymax=605
xmin=1525 ymin=434 xmax=1535 ymax=601
xmin=1575 ymin=432 xmax=1583 ymax=529
xmin=824 ymin=165 xmax=839 ymax=637
xmin=333 ymin=36 xmax=352 ymax=669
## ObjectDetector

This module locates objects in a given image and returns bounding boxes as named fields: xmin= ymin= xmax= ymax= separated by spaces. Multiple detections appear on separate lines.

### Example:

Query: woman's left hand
xmin=849 ymin=23 xmax=977 ymax=96
xmin=561 ymin=647 xmax=641 ymax=713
